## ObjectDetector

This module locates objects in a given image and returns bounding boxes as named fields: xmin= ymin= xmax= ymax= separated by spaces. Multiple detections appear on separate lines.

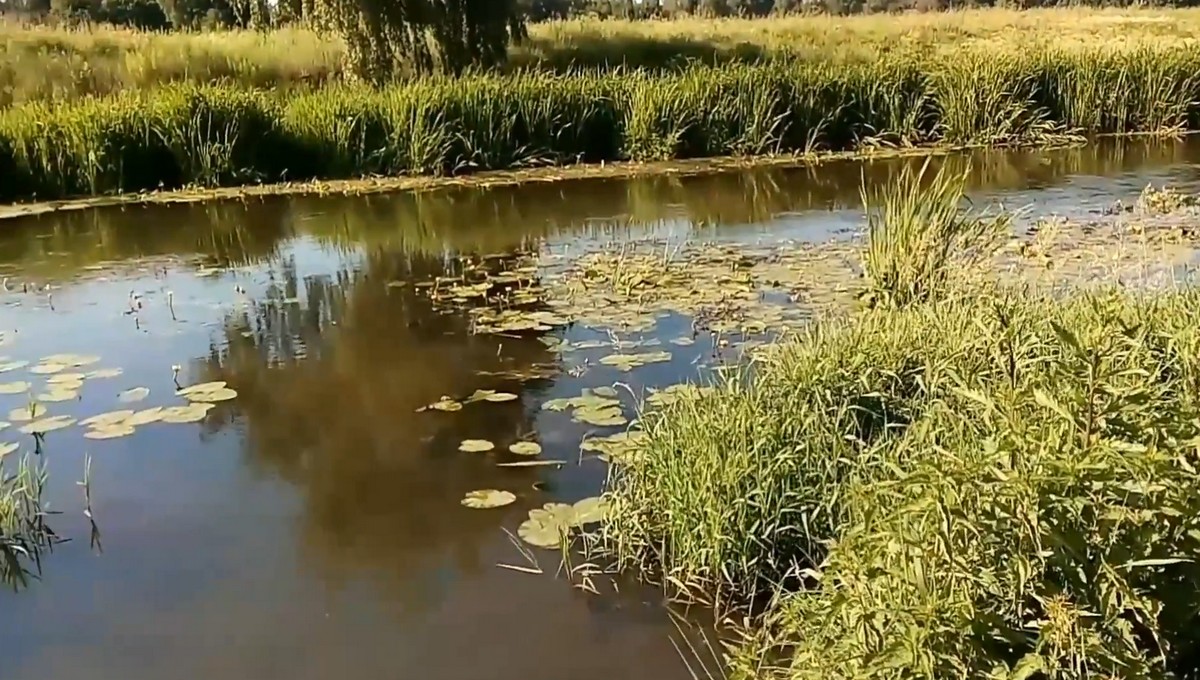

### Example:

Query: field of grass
xmin=2 ymin=39 xmax=1199 ymax=203
xmin=603 ymin=167 xmax=1200 ymax=678
xmin=2 ymin=8 xmax=1200 ymax=106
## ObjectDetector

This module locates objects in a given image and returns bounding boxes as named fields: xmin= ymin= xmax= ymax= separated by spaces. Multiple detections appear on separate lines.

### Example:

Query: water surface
xmin=2 ymin=137 xmax=1200 ymax=680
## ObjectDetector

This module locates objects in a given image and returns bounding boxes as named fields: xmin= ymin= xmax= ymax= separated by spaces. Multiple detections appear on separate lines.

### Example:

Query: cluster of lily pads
xmin=0 ymin=348 xmax=237 ymax=447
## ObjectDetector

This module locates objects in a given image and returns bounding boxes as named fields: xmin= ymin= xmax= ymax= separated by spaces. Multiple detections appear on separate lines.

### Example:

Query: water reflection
xmin=205 ymin=251 xmax=568 ymax=609
xmin=0 ymin=137 xmax=1199 ymax=680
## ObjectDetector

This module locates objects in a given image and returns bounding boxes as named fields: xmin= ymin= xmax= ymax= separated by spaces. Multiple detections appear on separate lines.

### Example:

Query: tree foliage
xmin=312 ymin=0 xmax=522 ymax=80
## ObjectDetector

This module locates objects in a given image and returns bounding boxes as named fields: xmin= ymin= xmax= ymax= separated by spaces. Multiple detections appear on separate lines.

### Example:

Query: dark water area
xmin=1 ymin=137 xmax=1199 ymax=680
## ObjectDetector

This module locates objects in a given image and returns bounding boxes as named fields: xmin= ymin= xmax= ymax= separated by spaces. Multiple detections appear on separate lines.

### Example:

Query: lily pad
xmin=176 ymin=381 xmax=227 ymax=396
xmin=127 ymin=407 xmax=165 ymax=426
xmin=161 ymin=403 xmax=214 ymax=423
xmin=464 ymin=389 xmax=496 ymax=403
xmin=497 ymin=460 xmax=565 ymax=468
xmin=426 ymin=398 xmax=463 ymax=412
xmin=484 ymin=392 xmax=519 ymax=403
xmin=0 ymin=441 xmax=17 ymax=458
xmin=81 ymin=410 xmax=136 ymax=427
xmin=571 ymin=496 xmax=610 ymax=526
xmin=0 ymin=381 xmax=31 ymax=394
xmin=84 ymin=424 xmax=136 ymax=439
xmin=458 ymin=439 xmax=495 ymax=453
xmin=460 ymin=489 xmax=517 ymax=509
xmin=118 ymin=387 xmax=150 ymax=403
xmin=517 ymin=517 xmax=564 ymax=549
xmin=0 ymin=360 xmax=29 ymax=373
xmin=47 ymin=373 xmax=87 ymax=384
xmin=508 ymin=441 xmax=542 ymax=456
xmin=29 ymin=363 xmax=69 ymax=375
xmin=591 ymin=386 xmax=619 ymax=398
xmin=573 ymin=406 xmax=627 ymax=427
xmin=36 ymin=389 xmax=78 ymax=403
xmin=184 ymin=387 xmax=237 ymax=402
xmin=85 ymin=368 xmax=123 ymax=379
xmin=9 ymin=405 xmax=46 ymax=422
xmin=20 ymin=415 xmax=76 ymax=434
xmin=670 ymin=337 xmax=696 ymax=346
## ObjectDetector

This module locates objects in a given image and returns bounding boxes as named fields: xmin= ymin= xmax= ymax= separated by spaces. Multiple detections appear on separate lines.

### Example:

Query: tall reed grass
xmin=1 ymin=454 xmax=52 ymax=590
xmin=2 ymin=43 xmax=1198 ymax=203
xmin=608 ymin=285 xmax=1200 ymax=678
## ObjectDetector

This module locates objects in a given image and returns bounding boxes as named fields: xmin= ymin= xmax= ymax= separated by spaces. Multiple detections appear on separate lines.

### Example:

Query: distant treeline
xmin=1 ymin=0 xmax=1199 ymax=31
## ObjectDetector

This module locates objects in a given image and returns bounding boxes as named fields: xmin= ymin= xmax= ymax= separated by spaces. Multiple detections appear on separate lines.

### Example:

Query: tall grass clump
xmin=1 ymin=454 xmax=53 ymax=590
xmin=607 ymin=287 xmax=1200 ymax=678
xmin=1 ymin=41 xmax=1200 ymax=203
xmin=861 ymin=159 xmax=1009 ymax=308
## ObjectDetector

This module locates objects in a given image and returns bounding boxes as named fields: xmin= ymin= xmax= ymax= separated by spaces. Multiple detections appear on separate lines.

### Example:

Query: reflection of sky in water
xmin=0 ymin=138 xmax=1199 ymax=680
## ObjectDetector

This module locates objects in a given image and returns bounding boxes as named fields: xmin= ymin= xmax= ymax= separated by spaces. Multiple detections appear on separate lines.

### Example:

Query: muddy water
xmin=1 ymin=138 xmax=1199 ymax=680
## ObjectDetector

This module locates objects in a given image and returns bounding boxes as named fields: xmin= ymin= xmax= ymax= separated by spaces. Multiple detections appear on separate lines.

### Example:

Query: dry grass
xmin=3 ymin=7 xmax=1200 ymax=105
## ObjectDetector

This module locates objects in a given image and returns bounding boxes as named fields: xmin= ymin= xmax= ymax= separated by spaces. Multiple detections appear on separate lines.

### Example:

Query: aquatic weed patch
xmin=604 ymin=288 xmax=1200 ymax=679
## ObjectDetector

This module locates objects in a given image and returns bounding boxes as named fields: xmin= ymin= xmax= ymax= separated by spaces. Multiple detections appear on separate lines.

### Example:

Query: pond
xmin=2 ymin=137 xmax=1200 ymax=680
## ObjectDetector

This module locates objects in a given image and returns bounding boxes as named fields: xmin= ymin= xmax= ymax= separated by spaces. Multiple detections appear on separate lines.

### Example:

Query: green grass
xmin=603 ymin=161 xmax=1200 ymax=677
xmin=2 ymin=43 xmax=1199 ymax=203
xmin=607 ymin=285 xmax=1200 ymax=678
xmin=1 ymin=454 xmax=52 ymax=591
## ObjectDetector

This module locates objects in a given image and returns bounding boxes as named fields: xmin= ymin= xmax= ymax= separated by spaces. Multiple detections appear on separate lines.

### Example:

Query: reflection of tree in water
xmin=199 ymin=248 xmax=563 ymax=611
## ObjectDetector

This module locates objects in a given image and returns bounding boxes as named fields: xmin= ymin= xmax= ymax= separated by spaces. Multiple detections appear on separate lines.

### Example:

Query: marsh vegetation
xmin=2 ymin=8 xmax=1200 ymax=203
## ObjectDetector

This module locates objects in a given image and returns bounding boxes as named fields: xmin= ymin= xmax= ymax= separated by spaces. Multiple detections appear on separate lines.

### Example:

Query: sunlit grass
xmin=3 ymin=8 xmax=1200 ymax=105
xmin=2 ymin=39 xmax=1199 ymax=203
xmin=1 ymin=453 xmax=52 ymax=590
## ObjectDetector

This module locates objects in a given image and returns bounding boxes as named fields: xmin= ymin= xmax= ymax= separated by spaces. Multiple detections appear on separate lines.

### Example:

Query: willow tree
xmin=316 ymin=0 xmax=523 ymax=81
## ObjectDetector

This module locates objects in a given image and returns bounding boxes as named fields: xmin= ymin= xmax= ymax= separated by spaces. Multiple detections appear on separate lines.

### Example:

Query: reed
xmin=2 ymin=41 xmax=1198 ymax=203
xmin=606 ymin=283 xmax=1200 ymax=678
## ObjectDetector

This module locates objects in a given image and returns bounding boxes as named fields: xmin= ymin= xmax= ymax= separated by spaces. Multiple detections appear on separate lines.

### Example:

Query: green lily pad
xmin=592 ymin=386 xmax=619 ymax=398
xmin=517 ymin=502 xmax=576 ymax=550
xmin=464 ymin=389 xmax=496 ymax=403
xmin=484 ymin=392 xmax=519 ymax=403
xmin=161 ymin=403 xmax=215 ymax=423
xmin=9 ymin=404 xmax=47 ymax=422
xmin=118 ymin=387 xmax=150 ymax=403
xmin=42 ymin=354 xmax=100 ymax=367
xmin=84 ymin=424 xmax=136 ymax=439
xmin=0 ymin=381 xmax=31 ymax=394
xmin=508 ymin=441 xmax=542 ymax=456
xmin=36 ymin=388 xmax=78 ymax=403
xmin=184 ymin=387 xmax=237 ymax=402
xmin=0 ymin=441 xmax=17 ymax=458
xmin=670 ymin=337 xmax=696 ymax=346
xmin=127 ymin=407 xmax=165 ymax=426
xmin=176 ymin=381 xmax=227 ymax=396
xmin=0 ymin=360 xmax=29 ymax=373
xmin=47 ymin=373 xmax=87 ymax=384
xmin=29 ymin=363 xmax=69 ymax=375
xmin=459 ymin=439 xmax=495 ymax=453
xmin=20 ymin=415 xmax=76 ymax=434
xmin=573 ymin=406 xmax=627 ymax=427
xmin=460 ymin=489 xmax=517 ymax=509
xmin=80 ymin=410 xmax=135 ymax=427
xmin=571 ymin=496 xmax=610 ymax=527
xmin=425 ymin=398 xmax=463 ymax=412
xmin=85 ymin=368 xmax=123 ymax=379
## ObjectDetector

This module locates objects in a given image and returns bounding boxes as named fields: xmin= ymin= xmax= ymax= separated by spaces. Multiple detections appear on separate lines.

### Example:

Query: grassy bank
xmin=603 ymin=166 xmax=1200 ymax=676
xmin=2 ymin=43 xmax=1199 ymax=203
xmin=3 ymin=9 xmax=1200 ymax=105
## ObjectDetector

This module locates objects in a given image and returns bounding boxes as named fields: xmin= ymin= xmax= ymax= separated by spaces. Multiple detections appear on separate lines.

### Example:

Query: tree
xmin=314 ymin=0 xmax=524 ymax=80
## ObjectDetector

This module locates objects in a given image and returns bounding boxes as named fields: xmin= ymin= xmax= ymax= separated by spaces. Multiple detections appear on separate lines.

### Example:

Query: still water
xmin=2 ymin=139 xmax=1200 ymax=680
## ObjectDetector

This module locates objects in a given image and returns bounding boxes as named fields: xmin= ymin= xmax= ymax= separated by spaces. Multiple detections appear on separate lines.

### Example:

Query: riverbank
xmin=3 ymin=8 xmax=1200 ymax=106
xmin=601 ymin=171 xmax=1200 ymax=677
xmin=2 ymin=43 xmax=1198 ymax=205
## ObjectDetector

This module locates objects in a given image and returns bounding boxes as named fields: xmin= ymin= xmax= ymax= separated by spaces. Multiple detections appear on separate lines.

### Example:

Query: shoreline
xmin=0 ymin=142 xmax=1079 ymax=223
